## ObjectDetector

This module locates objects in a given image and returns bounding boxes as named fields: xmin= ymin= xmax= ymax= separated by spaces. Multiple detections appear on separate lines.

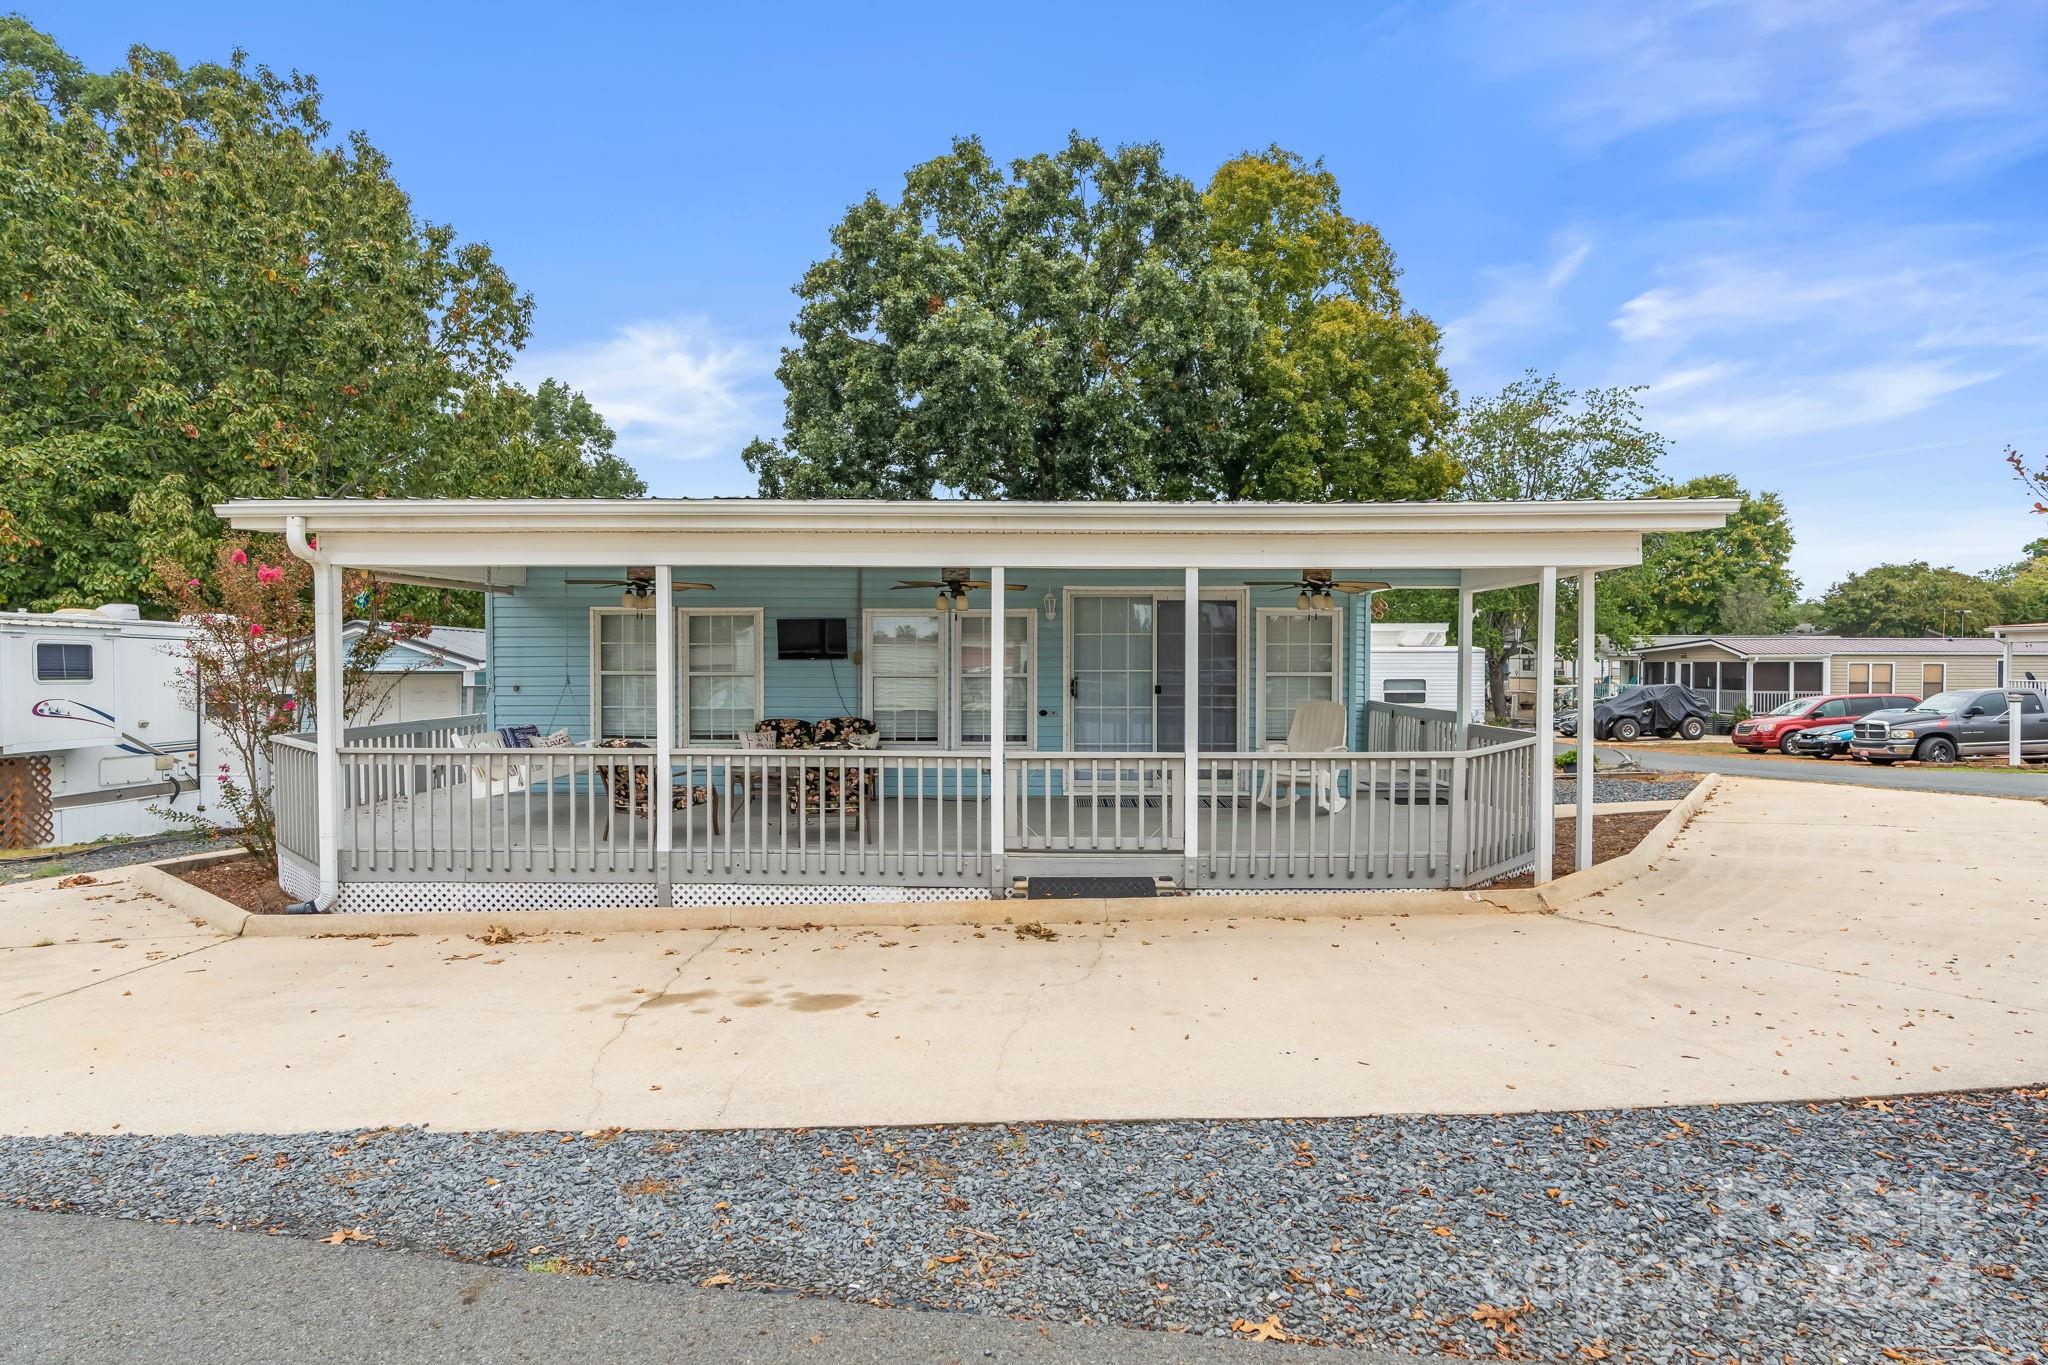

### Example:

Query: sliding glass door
xmin=1069 ymin=592 xmax=1241 ymax=753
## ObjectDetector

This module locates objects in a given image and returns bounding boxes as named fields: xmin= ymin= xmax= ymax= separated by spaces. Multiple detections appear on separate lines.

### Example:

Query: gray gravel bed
xmin=0 ymin=831 xmax=227 ymax=883
xmin=1553 ymin=776 xmax=1698 ymax=805
xmin=2 ymin=1091 xmax=2039 ymax=1361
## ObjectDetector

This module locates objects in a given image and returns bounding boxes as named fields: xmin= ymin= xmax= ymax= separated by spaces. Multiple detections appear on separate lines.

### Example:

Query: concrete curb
xmin=1554 ymin=798 xmax=1680 ymax=818
xmin=126 ymin=849 xmax=254 ymax=938
xmin=1535 ymin=774 xmax=1723 ymax=913
xmin=130 ymin=845 xmax=1549 ymax=935
xmin=228 ymin=883 xmax=1548 ymax=937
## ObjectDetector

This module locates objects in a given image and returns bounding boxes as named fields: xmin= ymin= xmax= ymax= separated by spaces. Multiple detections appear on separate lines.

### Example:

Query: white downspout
xmin=285 ymin=516 xmax=341 ymax=909
xmin=1532 ymin=567 xmax=1558 ymax=885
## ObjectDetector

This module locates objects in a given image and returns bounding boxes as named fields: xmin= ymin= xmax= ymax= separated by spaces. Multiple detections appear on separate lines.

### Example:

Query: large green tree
xmin=0 ymin=21 xmax=641 ymax=612
xmin=744 ymin=134 xmax=1257 ymax=500
xmin=1202 ymin=147 xmax=1456 ymax=500
xmin=1604 ymin=474 xmax=1800 ymax=638
xmin=1816 ymin=562 xmax=2003 ymax=637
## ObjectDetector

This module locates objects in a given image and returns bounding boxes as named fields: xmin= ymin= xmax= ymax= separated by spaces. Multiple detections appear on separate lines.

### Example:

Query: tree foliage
xmin=1202 ymin=146 xmax=1456 ymax=500
xmin=0 ymin=20 xmax=642 ymax=613
xmin=745 ymin=134 xmax=1256 ymax=500
xmin=1449 ymin=371 xmax=1666 ymax=502
xmin=745 ymin=135 xmax=1458 ymax=503
xmin=1816 ymin=561 xmax=2004 ymax=637
xmin=1604 ymin=474 xmax=1800 ymax=638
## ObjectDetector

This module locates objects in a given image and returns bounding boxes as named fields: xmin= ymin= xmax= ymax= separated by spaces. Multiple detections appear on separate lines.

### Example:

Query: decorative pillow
xmin=813 ymin=715 xmax=878 ymax=749
xmin=531 ymin=729 xmax=575 ymax=750
xmin=755 ymin=717 xmax=815 ymax=749
xmin=497 ymin=724 xmax=541 ymax=748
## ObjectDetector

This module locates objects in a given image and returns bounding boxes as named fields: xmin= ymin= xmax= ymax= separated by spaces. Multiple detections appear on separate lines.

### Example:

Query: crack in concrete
xmin=581 ymin=927 xmax=726 ymax=1124
xmin=984 ymin=930 xmax=1110 ymax=1108
xmin=0 ymin=939 xmax=225 ymax=1020
xmin=1549 ymin=911 xmax=2046 ymax=1016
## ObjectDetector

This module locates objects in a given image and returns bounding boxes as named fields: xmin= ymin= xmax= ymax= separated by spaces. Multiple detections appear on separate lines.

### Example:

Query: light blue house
xmin=220 ymin=496 xmax=1735 ymax=912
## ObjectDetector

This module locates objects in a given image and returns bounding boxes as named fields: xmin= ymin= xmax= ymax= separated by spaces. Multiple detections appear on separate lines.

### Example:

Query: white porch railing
xmin=271 ymin=705 xmax=1544 ymax=900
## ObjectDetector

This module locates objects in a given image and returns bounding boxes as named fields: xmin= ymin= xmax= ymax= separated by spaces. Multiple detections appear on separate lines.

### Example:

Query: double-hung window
xmin=682 ymin=609 xmax=761 ymax=743
xmin=591 ymin=610 xmax=657 ymax=741
xmin=864 ymin=611 xmax=945 ymax=744
xmin=1848 ymin=662 xmax=1895 ymax=694
xmin=957 ymin=611 xmax=1032 ymax=746
xmin=1257 ymin=610 xmax=1341 ymax=742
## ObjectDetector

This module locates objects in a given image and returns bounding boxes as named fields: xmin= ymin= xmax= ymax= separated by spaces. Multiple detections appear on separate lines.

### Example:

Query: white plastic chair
xmin=1258 ymin=699 xmax=1350 ymax=813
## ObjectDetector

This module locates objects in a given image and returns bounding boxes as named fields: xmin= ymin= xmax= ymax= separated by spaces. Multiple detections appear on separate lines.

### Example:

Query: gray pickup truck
xmin=1849 ymin=687 xmax=2048 ymax=765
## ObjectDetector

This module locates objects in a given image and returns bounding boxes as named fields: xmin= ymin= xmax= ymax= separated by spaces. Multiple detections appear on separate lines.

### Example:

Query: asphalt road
xmin=1589 ymin=742 xmax=2048 ymax=800
xmin=0 ymin=1209 xmax=1377 ymax=1365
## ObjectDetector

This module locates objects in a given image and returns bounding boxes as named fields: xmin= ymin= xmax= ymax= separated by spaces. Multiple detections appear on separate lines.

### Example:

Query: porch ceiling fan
xmin=564 ymin=568 xmax=716 ymax=607
xmin=1244 ymin=570 xmax=1391 ymax=612
xmin=893 ymin=568 xmax=1029 ymax=612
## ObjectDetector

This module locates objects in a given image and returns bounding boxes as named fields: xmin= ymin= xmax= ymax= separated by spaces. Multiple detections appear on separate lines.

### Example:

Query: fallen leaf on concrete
xmin=700 ymin=1272 xmax=733 ymax=1288
xmin=477 ymin=924 xmax=516 ymax=946
xmin=56 ymin=874 xmax=96 ymax=889
xmin=322 ymin=1227 xmax=372 ymax=1245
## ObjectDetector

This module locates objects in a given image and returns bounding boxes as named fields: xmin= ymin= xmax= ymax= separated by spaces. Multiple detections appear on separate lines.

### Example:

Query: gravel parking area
xmin=4 ymin=1090 xmax=2039 ymax=1360
xmin=1553 ymin=775 xmax=1698 ymax=805
xmin=0 ymin=832 xmax=226 ymax=884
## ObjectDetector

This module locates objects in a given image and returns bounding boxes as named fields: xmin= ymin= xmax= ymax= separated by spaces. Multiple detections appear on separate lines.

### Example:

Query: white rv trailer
xmin=1369 ymin=622 xmax=1488 ymax=723
xmin=0 ymin=606 xmax=238 ymax=847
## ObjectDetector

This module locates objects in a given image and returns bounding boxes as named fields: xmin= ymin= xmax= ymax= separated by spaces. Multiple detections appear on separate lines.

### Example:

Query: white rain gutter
xmin=285 ymin=516 xmax=341 ymax=909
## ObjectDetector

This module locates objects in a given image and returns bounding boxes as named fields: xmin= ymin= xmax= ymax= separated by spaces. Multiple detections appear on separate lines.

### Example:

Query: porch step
xmin=1018 ymin=875 xmax=1179 ymax=901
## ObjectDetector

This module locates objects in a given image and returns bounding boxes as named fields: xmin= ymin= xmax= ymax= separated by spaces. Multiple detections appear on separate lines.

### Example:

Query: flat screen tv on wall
xmin=777 ymin=617 xmax=848 ymax=661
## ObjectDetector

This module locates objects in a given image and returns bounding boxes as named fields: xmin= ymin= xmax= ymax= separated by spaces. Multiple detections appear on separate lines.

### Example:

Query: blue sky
xmin=40 ymin=1 xmax=2048 ymax=592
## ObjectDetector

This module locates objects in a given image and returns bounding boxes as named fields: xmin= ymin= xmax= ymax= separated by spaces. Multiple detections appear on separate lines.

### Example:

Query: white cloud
xmin=515 ymin=319 xmax=779 ymax=468
xmin=1458 ymin=0 xmax=2048 ymax=182
xmin=1645 ymin=359 xmax=1995 ymax=441
xmin=1440 ymin=235 xmax=1592 ymax=366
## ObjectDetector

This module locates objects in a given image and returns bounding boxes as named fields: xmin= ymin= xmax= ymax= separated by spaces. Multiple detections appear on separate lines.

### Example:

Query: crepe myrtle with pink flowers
xmin=154 ymin=536 xmax=425 ymax=863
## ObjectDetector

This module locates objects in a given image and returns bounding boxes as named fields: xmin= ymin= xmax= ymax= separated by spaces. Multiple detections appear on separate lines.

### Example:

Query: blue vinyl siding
xmin=486 ymin=568 xmax=1384 ymax=750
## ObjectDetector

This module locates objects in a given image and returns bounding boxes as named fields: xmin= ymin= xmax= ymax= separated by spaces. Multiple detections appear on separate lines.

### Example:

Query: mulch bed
xmin=176 ymin=857 xmax=295 ymax=915
xmin=1485 ymin=809 xmax=1670 ymax=888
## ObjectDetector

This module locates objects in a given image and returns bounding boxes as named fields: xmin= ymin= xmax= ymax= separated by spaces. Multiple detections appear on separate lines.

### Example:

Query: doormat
xmin=1027 ymin=876 xmax=1159 ymax=900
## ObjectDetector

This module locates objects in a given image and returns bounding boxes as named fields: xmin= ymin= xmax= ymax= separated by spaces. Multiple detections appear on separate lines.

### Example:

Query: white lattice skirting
xmin=329 ymin=882 xmax=994 ymax=913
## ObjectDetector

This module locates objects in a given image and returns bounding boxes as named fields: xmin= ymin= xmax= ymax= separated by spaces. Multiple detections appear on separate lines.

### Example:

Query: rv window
xmin=34 ymin=642 xmax=93 ymax=682
xmin=1382 ymin=678 xmax=1428 ymax=705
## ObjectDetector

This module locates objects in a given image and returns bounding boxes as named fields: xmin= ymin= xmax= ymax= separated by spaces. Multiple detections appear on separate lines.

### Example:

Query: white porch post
xmin=1532 ymin=566 xmax=1558 ymax=884
xmin=1575 ymin=569 xmax=1596 ymax=871
xmin=1182 ymin=565 xmax=1200 ymax=887
xmin=988 ymin=565 xmax=1007 ymax=892
xmin=1744 ymin=658 xmax=1755 ymax=712
xmin=1455 ymin=581 xmax=1475 ymax=741
xmin=312 ymin=556 xmax=343 ymax=907
xmin=2007 ymin=638 xmax=2023 ymax=768
xmin=653 ymin=573 xmax=675 ymax=901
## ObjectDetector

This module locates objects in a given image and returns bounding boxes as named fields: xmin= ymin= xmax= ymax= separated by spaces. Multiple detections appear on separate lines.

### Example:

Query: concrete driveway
xmin=1 ymin=775 xmax=2041 ymax=1134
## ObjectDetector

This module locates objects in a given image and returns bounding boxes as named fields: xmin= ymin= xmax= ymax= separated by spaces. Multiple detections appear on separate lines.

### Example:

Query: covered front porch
xmin=224 ymin=497 xmax=1735 ymax=912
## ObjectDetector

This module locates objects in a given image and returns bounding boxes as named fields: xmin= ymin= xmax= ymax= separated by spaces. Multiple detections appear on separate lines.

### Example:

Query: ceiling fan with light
xmin=1243 ymin=570 xmax=1391 ymax=612
xmin=894 ymin=568 xmax=1030 ymax=612
xmin=564 ymin=568 xmax=717 ymax=608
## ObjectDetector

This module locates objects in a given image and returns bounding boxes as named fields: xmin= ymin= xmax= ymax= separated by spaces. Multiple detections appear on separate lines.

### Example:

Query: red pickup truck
xmin=1731 ymin=693 xmax=1918 ymax=753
